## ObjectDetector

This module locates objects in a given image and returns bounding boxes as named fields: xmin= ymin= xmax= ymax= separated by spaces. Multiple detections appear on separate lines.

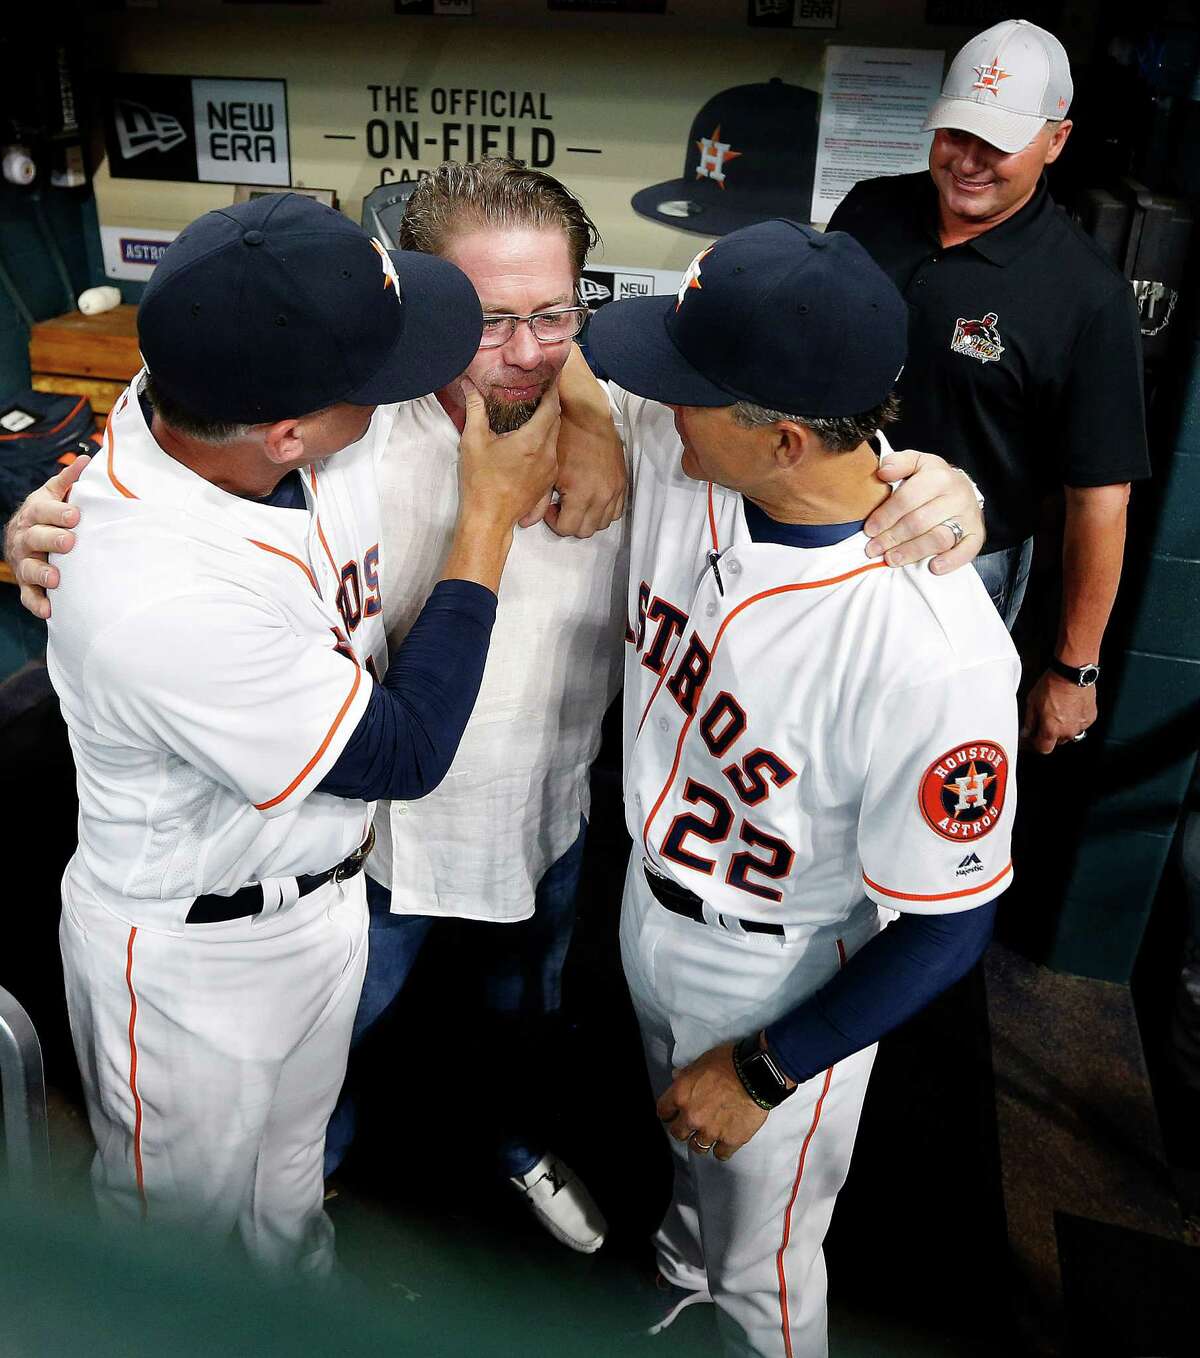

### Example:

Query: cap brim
xmin=344 ymin=250 xmax=482 ymax=405
xmin=631 ymin=180 xmax=812 ymax=237
xmin=922 ymin=96 xmax=1047 ymax=155
xmin=586 ymin=294 xmax=733 ymax=407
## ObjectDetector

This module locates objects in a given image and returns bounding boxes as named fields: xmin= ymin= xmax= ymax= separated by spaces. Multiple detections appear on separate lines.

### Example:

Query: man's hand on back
xmin=865 ymin=451 xmax=984 ymax=573
xmin=522 ymin=344 xmax=626 ymax=539
xmin=4 ymin=455 xmax=91 ymax=619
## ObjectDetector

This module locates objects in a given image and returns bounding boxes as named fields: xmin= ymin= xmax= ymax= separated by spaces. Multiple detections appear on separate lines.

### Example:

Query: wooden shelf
xmin=30 ymin=305 xmax=141 ymax=383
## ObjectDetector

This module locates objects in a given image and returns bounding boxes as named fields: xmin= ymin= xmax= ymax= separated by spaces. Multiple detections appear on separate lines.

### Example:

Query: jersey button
xmin=395 ymin=803 xmax=408 ymax=816
xmin=728 ymin=560 xmax=742 ymax=575
xmin=659 ymin=717 xmax=669 ymax=732
xmin=704 ymin=602 xmax=716 ymax=617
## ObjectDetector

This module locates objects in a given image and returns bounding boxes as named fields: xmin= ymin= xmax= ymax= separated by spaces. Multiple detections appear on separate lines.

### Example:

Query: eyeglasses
xmin=477 ymin=305 xmax=589 ymax=349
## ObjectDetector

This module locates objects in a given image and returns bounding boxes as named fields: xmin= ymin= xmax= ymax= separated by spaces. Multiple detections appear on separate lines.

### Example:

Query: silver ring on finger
xmin=692 ymin=1139 xmax=716 ymax=1153
xmin=941 ymin=517 xmax=966 ymax=548
xmin=1071 ymin=730 xmax=1087 ymax=743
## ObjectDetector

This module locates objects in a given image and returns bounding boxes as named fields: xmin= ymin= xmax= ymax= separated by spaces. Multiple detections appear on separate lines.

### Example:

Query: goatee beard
xmin=484 ymin=393 xmax=541 ymax=433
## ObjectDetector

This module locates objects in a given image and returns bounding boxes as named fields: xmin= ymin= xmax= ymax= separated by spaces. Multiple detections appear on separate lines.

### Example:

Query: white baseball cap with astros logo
xmin=922 ymin=18 xmax=1073 ymax=155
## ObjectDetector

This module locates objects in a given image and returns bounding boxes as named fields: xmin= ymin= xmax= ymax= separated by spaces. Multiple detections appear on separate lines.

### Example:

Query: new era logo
xmin=956 ymin=852 xmax=984 ymax=876
xmin=114 ymin=99 xmax=187 ymax=159
xmin=578 ymin=276 xmax=612 ymax=307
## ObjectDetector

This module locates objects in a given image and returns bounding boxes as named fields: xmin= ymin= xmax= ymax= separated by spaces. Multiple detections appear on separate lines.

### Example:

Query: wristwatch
xmin=1050 ymin=657 xmax=1101 ymax=687
xmin=732 ymin=1034 xmax=796 ymax=1111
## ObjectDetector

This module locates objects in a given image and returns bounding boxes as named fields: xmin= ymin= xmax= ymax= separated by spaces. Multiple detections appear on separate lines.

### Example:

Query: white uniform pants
xmin=620 ymin=856 xmax=879 ymax=1358
xmin=59 ymin=872 xmax=368 ymax=1278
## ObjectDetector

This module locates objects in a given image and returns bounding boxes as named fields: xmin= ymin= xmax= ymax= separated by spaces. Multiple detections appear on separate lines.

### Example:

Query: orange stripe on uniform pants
xmin=124 ymin=926 xmax=147 ymax=1216
xmin=775 ymin=1066 xmax=834 ymax=1358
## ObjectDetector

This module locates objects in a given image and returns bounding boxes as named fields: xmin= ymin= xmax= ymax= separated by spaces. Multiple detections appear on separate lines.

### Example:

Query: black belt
xmin=185 ymin=827 xmax=375 ymax=925
xmin=642 ymin=862 xmax=784 ymax=937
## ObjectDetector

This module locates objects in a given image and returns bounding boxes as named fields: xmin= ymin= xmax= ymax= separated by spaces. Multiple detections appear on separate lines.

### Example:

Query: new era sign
xmin=104 ymin=75 xmax=290 ymax=186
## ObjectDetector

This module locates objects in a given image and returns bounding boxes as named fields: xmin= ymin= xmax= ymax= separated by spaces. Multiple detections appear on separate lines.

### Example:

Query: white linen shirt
xmin=368 ymin=392 xmax=629 ymax=921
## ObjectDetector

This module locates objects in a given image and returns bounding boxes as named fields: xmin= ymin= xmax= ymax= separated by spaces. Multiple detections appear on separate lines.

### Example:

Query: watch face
xmin=1080 ymin=665 xmax=1100 ymax=686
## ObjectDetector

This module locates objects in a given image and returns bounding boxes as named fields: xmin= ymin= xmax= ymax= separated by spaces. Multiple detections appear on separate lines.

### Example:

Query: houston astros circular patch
xmin=919 ymin=742 xmax=1009 ymax=842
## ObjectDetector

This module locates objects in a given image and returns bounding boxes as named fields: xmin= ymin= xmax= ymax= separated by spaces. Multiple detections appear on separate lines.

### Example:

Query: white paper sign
xmin=101 ymin=224 xmax=178 ymax=280
xmin=811 ymin=46 xmax=944 ymax=224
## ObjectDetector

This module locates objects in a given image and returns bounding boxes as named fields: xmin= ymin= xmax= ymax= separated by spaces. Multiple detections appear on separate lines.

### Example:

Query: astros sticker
xmin=919 ymin=741 xmax=1009 ymax=842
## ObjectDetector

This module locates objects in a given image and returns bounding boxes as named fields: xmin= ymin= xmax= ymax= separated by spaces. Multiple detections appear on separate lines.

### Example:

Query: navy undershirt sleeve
xmin=763 ymin=902 xmax=997 ymax=1085
xmin=316 ymin=579 xmax=497 ymax=801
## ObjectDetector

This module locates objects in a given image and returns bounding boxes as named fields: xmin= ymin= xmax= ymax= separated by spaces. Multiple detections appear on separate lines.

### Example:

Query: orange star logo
xmin=948 ymin=761 xmax=996 ymax=815
xmin=695 ymin=125 xmax=743 ymax=189
xmin=972 ymin=58 xmax=1012 ymax=97
xmin=676 ymin=246 xmax=714 ymax=312
xmin=370 ymin=237 xmax=396 ymax=291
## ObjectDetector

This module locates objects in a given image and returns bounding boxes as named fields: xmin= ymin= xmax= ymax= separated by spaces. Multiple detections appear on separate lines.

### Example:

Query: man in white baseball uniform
xmin=41 ymin=194 xmax=558 ymax=1276
xmin=586 ymin=221 xmax=1020 ymax=1356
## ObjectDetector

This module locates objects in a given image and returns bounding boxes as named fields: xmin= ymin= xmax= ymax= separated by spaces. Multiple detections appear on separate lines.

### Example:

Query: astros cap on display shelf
xmin=631 ymin=79 xmax=818 ymax=236
xmin=922 ymin=18 xmax=1073 ymax=155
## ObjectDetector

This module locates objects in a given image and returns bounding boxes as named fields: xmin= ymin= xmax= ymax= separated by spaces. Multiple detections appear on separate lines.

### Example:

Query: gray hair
xmin=398 ymin=157 xmax=600 ymax=279
xmin=730 ymin=391 xmax=901 ymax=453
xmin=142 ymin=373 xmax=256 ymax=446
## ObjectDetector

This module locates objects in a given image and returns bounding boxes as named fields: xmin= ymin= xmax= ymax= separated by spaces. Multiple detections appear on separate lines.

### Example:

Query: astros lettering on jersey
xmin=616 ymin=389 xmax=1020 ymax=929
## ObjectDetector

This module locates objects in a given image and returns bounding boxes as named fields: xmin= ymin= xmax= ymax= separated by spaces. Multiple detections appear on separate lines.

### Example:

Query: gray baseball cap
xmin=922 ymin=19 xmax=1073 ymax=155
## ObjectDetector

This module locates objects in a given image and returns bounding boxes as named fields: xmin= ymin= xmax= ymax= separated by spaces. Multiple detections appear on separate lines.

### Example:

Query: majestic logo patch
xmin=950 ymin=311 xmax=1004 ymax=364
xmin=676 ymin=246 xmax=713 ymax=312
xmin=956 ymin=852 xmax=984 ymax=877
xmin=695 ymin=126 xmax=742 ymax=188
xmin=919 ymin=742 xmax=1009 ymax=842
xmin=972 ymin=58 xmax=1011 ymax=96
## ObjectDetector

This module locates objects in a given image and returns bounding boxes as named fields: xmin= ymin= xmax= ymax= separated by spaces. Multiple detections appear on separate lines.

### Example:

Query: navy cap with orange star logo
xmin=631 ymin=79 xmax=818 ymax=237
xmin=587 ymin=219 xmax=907 ymax=417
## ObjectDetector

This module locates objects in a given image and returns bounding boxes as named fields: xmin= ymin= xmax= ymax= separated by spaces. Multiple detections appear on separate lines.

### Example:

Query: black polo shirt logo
xmin=950 ymin=311 xmax=1005 ymax=364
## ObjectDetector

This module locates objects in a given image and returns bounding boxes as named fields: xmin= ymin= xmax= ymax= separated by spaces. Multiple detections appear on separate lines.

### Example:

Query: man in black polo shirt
xmin=829 ymin=18 xmax=1150 ymax=755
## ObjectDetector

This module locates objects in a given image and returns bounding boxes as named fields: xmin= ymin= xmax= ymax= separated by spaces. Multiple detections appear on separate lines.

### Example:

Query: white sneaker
xmin=508 ymin=1152 xmax=607 ymax=1254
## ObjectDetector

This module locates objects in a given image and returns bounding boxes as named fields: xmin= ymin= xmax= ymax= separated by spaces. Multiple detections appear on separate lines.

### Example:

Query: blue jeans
xmin=973 ymin=537 xmax=1034 ymax=632
xmin=324 ymin=818 xmax=588 ymax=1179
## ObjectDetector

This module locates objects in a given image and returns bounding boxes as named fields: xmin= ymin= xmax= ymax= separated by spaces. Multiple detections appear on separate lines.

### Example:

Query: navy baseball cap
xmin=587 ymin=220 xmax=907 ymax=417
xmin=632 ymin=79 xmax=819 ymax=237
xmin=138 ymin=193 xmax=483 ymax=424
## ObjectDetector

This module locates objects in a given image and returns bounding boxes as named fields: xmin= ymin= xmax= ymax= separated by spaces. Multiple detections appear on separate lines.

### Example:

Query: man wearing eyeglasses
xmin=323 ymin=160 xmax=626 ymax=1254
xmin=6 ymin=159 xmax=987 ymax=1260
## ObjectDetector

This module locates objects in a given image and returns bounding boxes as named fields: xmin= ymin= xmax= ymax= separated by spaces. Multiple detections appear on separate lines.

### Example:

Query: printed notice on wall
xmin=810 ymin=46 xmax=943 ymax=223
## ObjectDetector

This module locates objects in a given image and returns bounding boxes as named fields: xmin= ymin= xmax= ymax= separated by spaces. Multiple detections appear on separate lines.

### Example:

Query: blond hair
xmin=398 ymin=158 xmax=599 ymax=278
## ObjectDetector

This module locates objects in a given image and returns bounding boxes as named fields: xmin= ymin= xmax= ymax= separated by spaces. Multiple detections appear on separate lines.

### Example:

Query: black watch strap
xmin=1050 ymin=658 xmax=1100 ymax=687
xmin=732 ymin=1034 xmax=796 ymax=1110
